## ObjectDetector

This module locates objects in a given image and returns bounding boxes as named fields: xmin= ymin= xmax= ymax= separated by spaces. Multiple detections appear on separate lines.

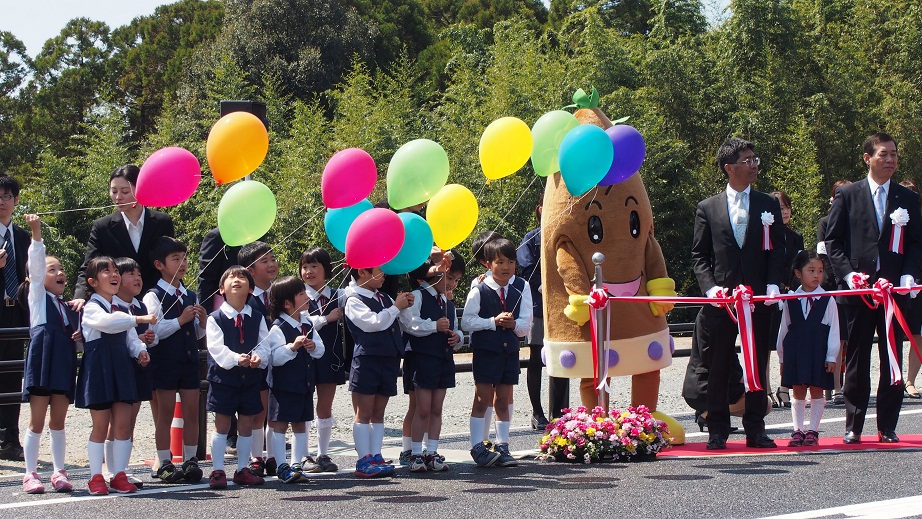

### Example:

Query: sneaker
xmin=425 ymin=453 xmax=449 ymax=472
xmin=50 ymin=470 xmax=73 ymax=493
xmin=301 ymin=455 xmax=322 ymax=473
xmin=354 ymin=455 xmax=386 ymax=478
xmin=803 ymin=430 xmax=820 ymax=447
xmin=832 ymin=392 xmax=845 ymax=406
xmin=788 ymin=430 xmax=805 ymax=447
xmin=232 ymin=467 xmax=264 ymax=486
xmin=408 ymin=454 xmax=427 ymax=473
xmin=182 ymin=457 xmax=203 ymax=483
xmin=208 ymin=470 xmax=227 ymax=489
xmin=482 ymin=440 xmax=494 ymax=451
xmin=494 ymin=443 xmax=518 ymax=467
xmin=316 ymin=454 xmax=338 ymax=472
xmin=289 ymin=463 xmax=307 ymax=482
xmin=156 ymin=460 xmax=183 ymax=483
xmin=276 ymin=462 xmax=298 ymax=483
xmin=470 ymin=442 xmax=501 ymax=467
xmin=22 ymin=472 xmax=44 ymax=494
xmin=87 ymin=473 xmax=109 ymax=495
xmin=397 ymin=449 xmax=412 ymax=466
xmin=109 ymin=472 xmax=138 ymax=493
xmin=371 ymin=453 xmax=395 ymax=475
xmin=247 ymin=457 xmax=266 ymax=478
xmin=264 ymin=457 xmax=277 ymax=477
xmin=127 ymin=473 xmax=144 ymax=489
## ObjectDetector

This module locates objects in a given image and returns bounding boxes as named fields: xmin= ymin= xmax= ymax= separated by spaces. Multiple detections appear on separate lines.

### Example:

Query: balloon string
xmin=33 ymin=202 xmax=135 ymax=216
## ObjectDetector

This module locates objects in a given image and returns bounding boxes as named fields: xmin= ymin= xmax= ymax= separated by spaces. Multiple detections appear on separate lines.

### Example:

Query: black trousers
xmin=843 ymin=300 xmax=905 ymax=434
xmin=695 ymin=306 xmax=771 ymax=440
xmin=0 ymin=301 xmax=27 ymax=448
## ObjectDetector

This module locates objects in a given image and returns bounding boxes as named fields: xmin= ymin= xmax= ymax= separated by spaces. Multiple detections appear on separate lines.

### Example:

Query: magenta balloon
xmin=136 ymin=147 xmax=201 ymax=207
xmin=345 ymin=208 xmax=405 ymax=268
xmin=322 ymin=148 xmax=377 ymax=209
xmin=601 ymin=125 xmax=646 ymax=186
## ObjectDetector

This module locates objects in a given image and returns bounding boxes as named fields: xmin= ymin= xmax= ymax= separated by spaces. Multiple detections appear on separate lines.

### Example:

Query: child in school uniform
xmin=461 ymin=238 xmax=532 ymax=467
xmin=76 ymin=256 xmax=155 ymax=495
xmin=777 ymin=250 xmax=840 ymax=447
xmin=403 ymin=251 xmax=465 ymax=473
xmin=142 ymin=237 xmax=208 ymax=483
xmin=107 ymin=257 xmax=156 ymax=489
xmin=265 ymin=276 xmax=325 ymax=482
xmin=20 ymin=214 xmax=82 ymax=494
xmin=300 ymin=247 xmax=346 ymax=472
xmin=238 ymin=240 xmax=278 ymax=476
xmin=205 ymin=266 xmax=271 ymax=488
xmin=344 ymin=265 xmax=413 ymax=477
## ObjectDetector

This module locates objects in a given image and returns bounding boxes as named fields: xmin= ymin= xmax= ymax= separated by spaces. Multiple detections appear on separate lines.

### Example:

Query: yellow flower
xmin=586 ymin=427 xmax=596 ymax=436
xmin=555 ymin=437 xmax=568 ymax=447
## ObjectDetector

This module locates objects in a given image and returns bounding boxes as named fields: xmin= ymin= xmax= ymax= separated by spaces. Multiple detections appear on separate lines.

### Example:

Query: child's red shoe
xmin=232 ymin=467 xmax=264 ymax=486
xmin=87 ymin=473 xmax=109 ymax=495
xmin=208 ymin=470 xmax=227 ymax=489
xmin=109 ymin=472 xmax=137 ymax=493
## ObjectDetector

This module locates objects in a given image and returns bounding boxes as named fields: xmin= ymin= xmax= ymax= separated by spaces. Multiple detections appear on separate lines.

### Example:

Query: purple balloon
xmin=600 ymin=125 xmax=646 ymax=186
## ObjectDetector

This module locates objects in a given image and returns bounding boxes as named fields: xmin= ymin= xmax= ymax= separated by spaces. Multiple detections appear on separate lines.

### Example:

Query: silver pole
xmin=592 ymin=252 xmax=606 ymax=409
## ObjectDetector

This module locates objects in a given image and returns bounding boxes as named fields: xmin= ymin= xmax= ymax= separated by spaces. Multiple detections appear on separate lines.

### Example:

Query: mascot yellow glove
xmin=647 ymin=278 xmax=676 ymax=317
xmin=563 ymin=294 xmax=590 ymax=326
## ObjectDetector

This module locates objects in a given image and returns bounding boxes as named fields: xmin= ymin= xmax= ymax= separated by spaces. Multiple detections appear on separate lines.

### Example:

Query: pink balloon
xmin=136 ymin=147 xmax=201 ymax=207
xmin=322 ymin=148 xmax=377 ymax=209
xmin=345 ymin=208 xmax=405 ymax=268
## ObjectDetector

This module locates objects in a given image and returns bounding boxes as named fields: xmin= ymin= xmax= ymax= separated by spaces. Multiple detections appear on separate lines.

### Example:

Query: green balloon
xmin=531 ymin=110 xmax=580 ymax=177
xmin=386 ymin=139 xmax=449 ymax=210
xmin=218 ymin=180 xmax=277 ymax=246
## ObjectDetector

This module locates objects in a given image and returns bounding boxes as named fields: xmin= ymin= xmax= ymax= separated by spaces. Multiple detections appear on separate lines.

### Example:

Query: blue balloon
xmin=558 ymin=125 xmax=614 ymax=196
xmin=381 ymin=213 xmax=434 ymax=275
xmin=324 ymin=199 xmax=373 ymax=252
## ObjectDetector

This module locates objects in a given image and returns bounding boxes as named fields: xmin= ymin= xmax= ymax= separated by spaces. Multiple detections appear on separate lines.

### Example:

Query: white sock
xmin=411 ymin=441 xmax=423 ymax=455
xmin=211 ymin=433 xmax=227 ymax=471
xmin=157 ymin=449 xmax=172 ymax=465
xmin=269 ymin=430 xmax=284 ymax=464
xmin=317 ymin=417 xmax=333 ymax=456
xmin=264 ymin=425 xmax=274 ymax=459
xmin=809 ymin=398 xmax=826 ymax=432
xmin=791 ymin=399 xmax=806 ymax=432
xmin=402 ymin=435 xmax=412 ymax=451
xmin=235 ymin=435 xmax=253 ymax=471
xmin=423 ymin=433 xmax=429 ymax=446
xmin=470 ymin=416 xmax=485 ymax=448
xmin=24 ymin=429 xmax=41 ymax=473
xmin=371 ymin=423 xmax=385 ymax=456
xmin=482 ymin=408 xmax=493 ymax=441
xmin=353 ymin=423 xmax=371 ymax=458
xmin=88 ymin=441 xmax=105 ymax=476
xmin=251 ymin=427 xmax=264 ymax=459
xmin=426 ymin=438 xmax=439 ymax=454
xmin=292 ymin=432 xmax=307 ymax=465
xmin=184 ymin=444 xmax=197 ymax=461
xmin=49 ymin=429 xmax=66 ymax=472
xmin=507 ymin=403 xmax=514 ymax=426
xmin=112 ymin=439 xmax=132 ymax=474
xmin=496 ymin=421 xmax=510 ymax=444
xmin=105 ymin=440 xmax=115 ymax=475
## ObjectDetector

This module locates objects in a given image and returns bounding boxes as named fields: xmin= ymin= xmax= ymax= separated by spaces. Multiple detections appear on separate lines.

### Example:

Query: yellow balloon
xmin=426 ymin=184 xmax=478 ymax=249
xmin=206 ymin=112 xmax=269 ymax=185
xmin=479 ymin=116 xmax=533 ymax=180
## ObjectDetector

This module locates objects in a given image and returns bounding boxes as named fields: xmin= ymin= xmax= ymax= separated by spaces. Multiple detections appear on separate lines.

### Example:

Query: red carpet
xmin=659 ymin=434 xmax=922 ymax=458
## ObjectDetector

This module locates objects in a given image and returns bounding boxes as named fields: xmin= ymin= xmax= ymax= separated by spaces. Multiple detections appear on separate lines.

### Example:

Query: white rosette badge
xmin=760 ymin=211 xmax=774 ymax=251
xmin=890 ymin=208 xmax=909 ymax=253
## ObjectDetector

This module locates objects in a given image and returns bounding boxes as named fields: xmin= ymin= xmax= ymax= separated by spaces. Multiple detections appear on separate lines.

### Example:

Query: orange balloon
xmin=206 ymin=112 xmax=269 ymax=184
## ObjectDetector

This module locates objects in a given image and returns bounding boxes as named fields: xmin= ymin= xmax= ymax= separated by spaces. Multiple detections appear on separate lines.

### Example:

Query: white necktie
xmin=732 ymin=191 xmax=748 ymax=247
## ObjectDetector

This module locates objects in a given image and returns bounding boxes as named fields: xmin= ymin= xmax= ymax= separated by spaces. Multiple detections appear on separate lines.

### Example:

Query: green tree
xmin=0 ymin=32 xmax=32 ymax=171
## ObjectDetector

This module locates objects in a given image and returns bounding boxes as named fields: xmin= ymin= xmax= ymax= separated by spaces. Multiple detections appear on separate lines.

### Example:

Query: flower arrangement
xmin=537 ymin=405 xmax=672 ymax=464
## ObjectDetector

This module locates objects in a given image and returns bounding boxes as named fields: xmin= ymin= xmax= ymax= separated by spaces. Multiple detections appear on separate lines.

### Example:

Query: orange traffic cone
xmin=170 ymin=393 xmax=184 ymax=462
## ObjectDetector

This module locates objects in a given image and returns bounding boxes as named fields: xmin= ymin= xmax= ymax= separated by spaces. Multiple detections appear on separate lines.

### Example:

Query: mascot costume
xmin=541 ymin=92 xmax=684 ymax=442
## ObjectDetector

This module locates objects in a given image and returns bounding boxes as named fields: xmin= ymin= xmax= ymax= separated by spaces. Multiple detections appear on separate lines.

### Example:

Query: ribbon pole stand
xmin=592 ymin=252 xmax=606 ymax=410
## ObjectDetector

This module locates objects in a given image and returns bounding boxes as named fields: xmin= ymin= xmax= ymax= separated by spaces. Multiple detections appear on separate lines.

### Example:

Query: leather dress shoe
xmin=878 ymin=431 xmax=900 ymax=443
xmin=706 ymin=437 xmax=727 ymax=450
xmin=842 ymin=431 xmax=861 ymax=444
xmin=745 ymin=435 xmax=777 ymax=448
xmin=0 ymin=444 xmax=24 ymax=461
xmin=531 ymin=414 xmax=550 ymax=431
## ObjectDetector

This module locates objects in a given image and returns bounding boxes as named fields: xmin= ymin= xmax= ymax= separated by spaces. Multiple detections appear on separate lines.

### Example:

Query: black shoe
xmin=878 ymin=431 xmax=900 ymax=443
xmin=694 ymin=412 xmax=706 ymax=432
xmin=264 ymin=457 xmax=277 ymax=477
xmin=745 ymin=435 xmax=777 ymax=448
xmin=706 ymin=437 xmax=727 ymax=450
xmin=843 ymin=431 xmax=861 ymax=444
xmin=0 ymin=444 xmax=24 ymax=461
xmin=531 ymin=414 xmax=550 ymax=431
xmin=181 ymin=457 xmax=203 ymax=483
xmin=775 ymin=387 xmax=791 ymax=408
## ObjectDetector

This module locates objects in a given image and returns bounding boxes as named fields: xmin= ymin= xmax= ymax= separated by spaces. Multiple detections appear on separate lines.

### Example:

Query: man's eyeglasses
xmin=0 ymin=194 xmax=14 ymax=201
xmin=737 ymin=157 xmax=760 ymax=167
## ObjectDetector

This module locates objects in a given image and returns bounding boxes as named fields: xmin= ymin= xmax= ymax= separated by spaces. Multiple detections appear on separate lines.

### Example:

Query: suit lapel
xmin=139 ymin=208 xmax=159 ymax=252
xmin=108 ymin=212 xmax=134 ymax=254
xmin=857 ymin=179 xmax=881 ymax=240
xmin=715 ymin=192 xmax=739 ymax=249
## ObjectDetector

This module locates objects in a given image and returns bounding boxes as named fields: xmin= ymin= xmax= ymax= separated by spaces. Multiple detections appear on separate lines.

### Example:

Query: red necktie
xmin=175 ymin=288 xmax=183 ymax=302
xmin=498 ymin=287 xmax=506 ymax=311
xmin=806 ymin=298 xmax=813 ymax=314
xmin=234 ymin=314 xmax=244 ymax=344
xmin=301 ymin=323 xmax=310 ymax=336
xmin=437 ymin=294 xmax=444 ymax=310
xmin=376 ymin=292 xmax=386 ymax=307
xmin=262 ymin=292 xmax=269 ymax=309
xmin=56 ymin=297 xmax=69 ymax=330
xmin=318 ymin=295 xmax=328 ymax=309
xmin=112 ymin=305 xmax=125 ymax=314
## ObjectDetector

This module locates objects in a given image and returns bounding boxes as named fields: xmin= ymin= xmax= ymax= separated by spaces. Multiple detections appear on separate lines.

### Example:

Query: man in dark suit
xmin=196 ymin=227 xmax=241 ymax=312
xmin=74 ymin=165 xmax=175 ymax=300
xmin=0 ymin=172 xmax=28 ymax=460
xmin=825 ymin=133 xmax=922 ymax=444
xmin=690 ymin=137 xmax=785 ymax=450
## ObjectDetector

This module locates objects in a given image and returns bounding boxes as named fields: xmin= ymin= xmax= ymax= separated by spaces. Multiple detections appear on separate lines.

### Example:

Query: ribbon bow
xmin=727 ymin=285 xmax=762 ymax=392
xmin=890 ymin=208 xmax=909 ymax=254
xmin=587 ymin=288 xmax=608 ymax=310
xmin=871 ymin=278 xmax=905 ymax=385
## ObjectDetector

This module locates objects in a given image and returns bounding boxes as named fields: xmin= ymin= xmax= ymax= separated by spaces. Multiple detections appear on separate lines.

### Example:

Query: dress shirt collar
xmin=218 ymin=301 xmax=252 ymax=319
xmin=157 ymin=278 xmax=187 ymax=297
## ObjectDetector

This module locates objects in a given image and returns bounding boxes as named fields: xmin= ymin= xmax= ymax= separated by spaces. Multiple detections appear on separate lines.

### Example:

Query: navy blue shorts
xmin=150 ymin=359 xmax=199 ymax=391
xmin=413 ymin=354 xmax=455 ymax=390
xmin=472 ymin=348 xmax=520 ymax=386
xmin=402 ymin=352 xmax=415 ymax=394
xmin=349 ymin=355 xmax=399 ymax=396
xmin=206 ymin=381 xmax=263 ymax=416
xmin=134 ymin=363 xmax=153 ymax=402
xmin=268 ymin=388 xmax=314 ymax=423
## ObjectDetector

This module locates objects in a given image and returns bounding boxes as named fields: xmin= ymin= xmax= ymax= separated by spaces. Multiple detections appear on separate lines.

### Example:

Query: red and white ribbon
xmin=760 ymin=212 xmax=774 ymax=251
xmin=889 ymin=208 xmax=908 ymax=254
xmin=870 ymin=279 xmax=905 ymax=385
xmin=587 ymin=288 xmax=612 ymax=395
xmin=731 ymin=285 xmax=762 ymax=392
